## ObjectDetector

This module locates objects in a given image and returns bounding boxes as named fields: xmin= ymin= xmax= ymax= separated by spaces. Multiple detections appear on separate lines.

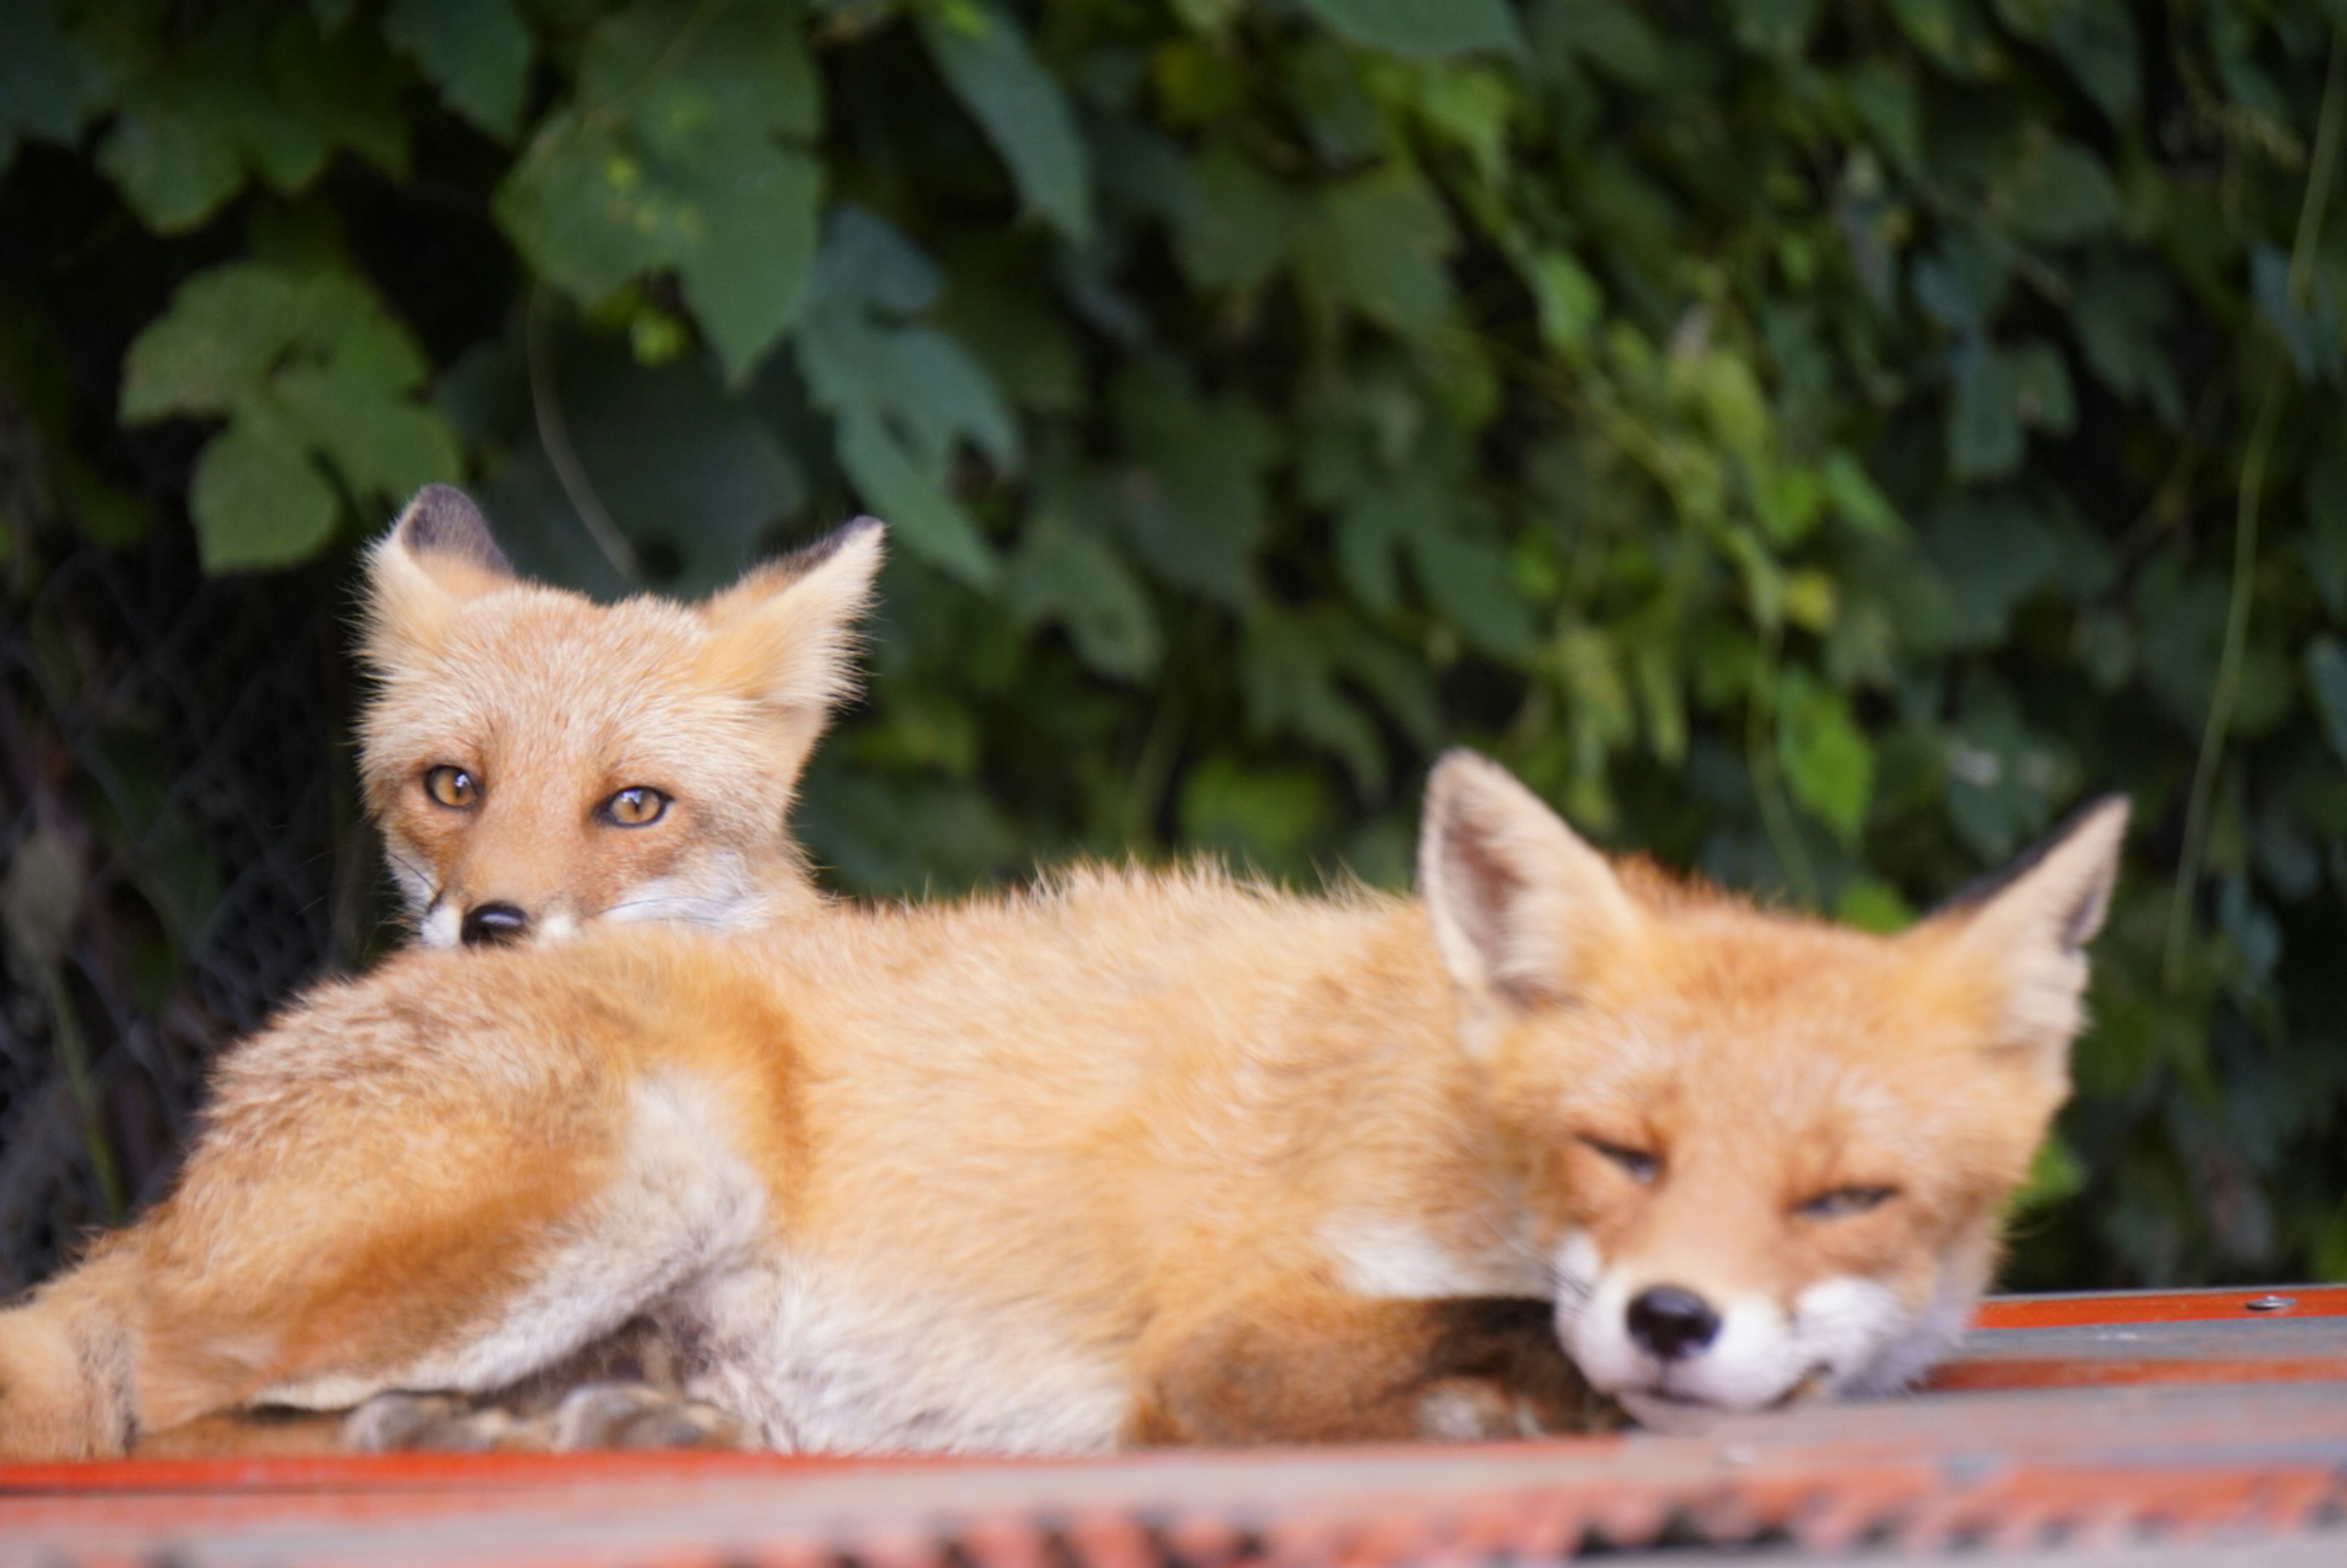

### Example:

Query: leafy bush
xmin=4 ymin=0 xmax=2345 ymax=1290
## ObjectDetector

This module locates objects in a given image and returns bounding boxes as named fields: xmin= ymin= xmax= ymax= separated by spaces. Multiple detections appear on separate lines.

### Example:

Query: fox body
xmin=0 ymin=757 xmax=2124 ymax=1458
xmin=359 ymin=486 xmax=881 ymax=949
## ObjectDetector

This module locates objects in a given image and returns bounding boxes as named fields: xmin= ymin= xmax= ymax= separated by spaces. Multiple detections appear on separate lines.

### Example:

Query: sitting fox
xmin=0 ymin=750 xmax=2124 ymax=1459
xmin=360 ymin=485 xmax=881 ymax=948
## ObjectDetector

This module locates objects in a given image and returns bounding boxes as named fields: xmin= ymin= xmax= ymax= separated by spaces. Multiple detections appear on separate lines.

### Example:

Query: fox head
xmin=1418 ymin=751 xmax=2126 ymax=1426
xmin=358 ymin=485 xmax=884 ymax=948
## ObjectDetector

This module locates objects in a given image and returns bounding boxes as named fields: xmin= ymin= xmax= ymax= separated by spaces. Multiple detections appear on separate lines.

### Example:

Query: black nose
xmin=1626 ymin=1285 xmax=1721 ymax=1362
xmin=460 ymin=902 xmax=531 ymax=947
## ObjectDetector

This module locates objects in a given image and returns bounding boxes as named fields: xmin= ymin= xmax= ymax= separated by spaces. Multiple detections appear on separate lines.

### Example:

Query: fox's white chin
xmin=1553 ymin=1240 xmax=1949 ymax=1426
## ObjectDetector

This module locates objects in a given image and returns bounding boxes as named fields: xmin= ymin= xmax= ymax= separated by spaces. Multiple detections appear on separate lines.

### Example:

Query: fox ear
xmin=1927 ymin=796 xmax=2129 ymax=1061
xmin=1418 ymin=751 xmax=1639 ymax=1016
xmin=361 ymin=486 xmax=517 ymax=666
xmin=697 ymin=516 xmax=886 ymax=719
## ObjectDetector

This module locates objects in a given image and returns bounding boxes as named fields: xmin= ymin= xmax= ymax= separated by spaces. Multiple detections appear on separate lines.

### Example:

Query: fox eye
xmin=424 ymin=766 xmax=479 ymax=809
xmin=600 ymin=786 xmax=670 ymax=827
xmin=1796 ymin=1184 xmax=1899 ymax=1219
xmin=1580 ymin=1136 xmax=1661 ymax=1185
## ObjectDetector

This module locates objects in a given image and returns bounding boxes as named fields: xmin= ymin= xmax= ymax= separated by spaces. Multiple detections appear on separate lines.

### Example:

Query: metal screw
xmin=2244 ymin=1294 xmax=2296 ymax=1313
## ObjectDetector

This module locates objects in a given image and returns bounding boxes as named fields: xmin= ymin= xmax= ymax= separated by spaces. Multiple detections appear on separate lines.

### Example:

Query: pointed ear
xmin=697 ymin=517 xmax=886 ymax=717
xmin=361 ymin=486 xmax=517 ymax=666
xmin=1418 ymin=751 xmax=1640 ymax=1009
xmin=1927 ymin=796 xmax=2129 ymax=1058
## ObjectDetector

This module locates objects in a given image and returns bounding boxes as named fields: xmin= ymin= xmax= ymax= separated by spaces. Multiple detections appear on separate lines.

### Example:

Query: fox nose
xmin=460 ymin=902 xmax=532 ymax=948
xmin=1626 ymin=1285 xmax=1721 ymax=1362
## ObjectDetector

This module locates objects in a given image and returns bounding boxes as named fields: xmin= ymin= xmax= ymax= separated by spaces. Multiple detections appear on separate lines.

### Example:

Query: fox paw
xmin=548 ymin=1382 xmax=749 ymax=1451
xmin=342 ymin=1383 xmax=749 ymax=1454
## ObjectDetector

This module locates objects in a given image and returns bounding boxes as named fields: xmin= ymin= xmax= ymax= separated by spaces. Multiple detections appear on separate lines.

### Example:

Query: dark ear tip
xmin=394 ymin=485 xmax=515 ymax=578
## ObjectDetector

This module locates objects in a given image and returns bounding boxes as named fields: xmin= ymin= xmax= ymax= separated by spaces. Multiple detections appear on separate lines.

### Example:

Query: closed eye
xmin=1796 ymin=1184 xmax=1899 ymax=1219
xmin=1579 ymin=1135 xmax=1661 ymax=1185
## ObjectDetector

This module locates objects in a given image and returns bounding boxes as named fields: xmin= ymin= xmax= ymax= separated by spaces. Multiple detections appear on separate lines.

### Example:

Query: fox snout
xmin=1623 ymin=1285 xmax=1720 ymax=1362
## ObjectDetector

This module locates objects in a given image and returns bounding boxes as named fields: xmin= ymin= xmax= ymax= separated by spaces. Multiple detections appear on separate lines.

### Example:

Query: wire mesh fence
xmin=0 ymin=409 xmax=372 ymax=1291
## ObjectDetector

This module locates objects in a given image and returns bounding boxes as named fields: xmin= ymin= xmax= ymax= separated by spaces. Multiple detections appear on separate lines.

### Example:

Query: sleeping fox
xmin=0 ymin=754 xmax=2125 ymax=1458
xmin=359 ymin=485 xmax=882 ymax=948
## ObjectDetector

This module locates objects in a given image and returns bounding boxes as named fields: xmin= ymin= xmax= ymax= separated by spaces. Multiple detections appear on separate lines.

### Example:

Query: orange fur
xmin=359 ymin=486 xmax=882 ymax=948
xmin=0 ymin=757 xmax=2126 ymax=1458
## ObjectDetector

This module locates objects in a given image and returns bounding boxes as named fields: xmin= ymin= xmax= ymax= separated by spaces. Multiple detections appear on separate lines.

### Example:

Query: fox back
xmin=358 ymin=488 xmax=882 ymax=948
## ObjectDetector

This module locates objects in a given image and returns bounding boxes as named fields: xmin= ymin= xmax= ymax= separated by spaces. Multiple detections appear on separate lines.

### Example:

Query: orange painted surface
xmin=1929 ymin=1354 xmax=2347 ymax=1392
xmin=1969 ymin=1284 xmax=2347 ymax=1329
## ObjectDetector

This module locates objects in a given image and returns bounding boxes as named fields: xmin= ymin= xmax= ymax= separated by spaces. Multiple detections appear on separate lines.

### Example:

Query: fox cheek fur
xmin=1416 ymin=752 xmax=2128 ymax=1421
xmin=356 ymin=486 xmax=885 ymax=948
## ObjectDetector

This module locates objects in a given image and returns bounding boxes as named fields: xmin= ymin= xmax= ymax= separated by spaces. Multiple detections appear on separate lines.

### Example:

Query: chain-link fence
xmin=0 ymin=406 xmax=372 ymax=1291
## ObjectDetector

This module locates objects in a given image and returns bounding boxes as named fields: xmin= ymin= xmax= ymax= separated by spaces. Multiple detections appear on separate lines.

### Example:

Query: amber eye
xmin=599 ymin=786 xmax=670 ymax=827
xmin=424 ymin=766 xmax=479 ymax=809
xmin=1581 ymin=1136 xmax=1662 ymax=1185
xmin=1796 ymin=1185 xmax=1899 ymax=1220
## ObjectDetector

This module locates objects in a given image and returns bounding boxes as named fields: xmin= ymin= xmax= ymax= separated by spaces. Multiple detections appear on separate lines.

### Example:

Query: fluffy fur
xmin=359 ymin=486 xmax=882 ymax=947
xmin=0 ymin=756 xmax=2125 ymax=1459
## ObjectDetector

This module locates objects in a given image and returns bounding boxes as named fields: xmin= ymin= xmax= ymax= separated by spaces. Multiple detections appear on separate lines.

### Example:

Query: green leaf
xmin=1948 ymin=350 xmax=2024 ymax=482
xmin=0 ymin=0 xmax=105 ymax=165
xmin=2010 ymin=1135 xmax=2088 ymax=1212
xmin=122 ymin=268 xmax=301 ymax=419
xmin=493 ymin=0 xmax=823 ymax=380
xmin=2007 ymin=340 xmax=2076 ymax=433
xmin=1179 ymin=755 xmax=1330 ymax=872
xmin=2253 ymin=244 xmax=2345 ymax=384
xmin=795 ymin=210 xmax=1014 ymax=585
xmin=1730 ymin=0 xmax=1823 ymax=57
xmin=2302 ymin=442 xmax=2347 ymax=619
xmin=1172 ymin=145 xmax=1297 ymax=292
xmin=1823 ymin=450 xmax=1904 ymax=538
xmin=122 ymin=262 xmax=458 ymax=570
xmin=1778 ymin=669 xmax=1874 ymax=845
xmin=1835 ymin=878 xmax=1914 ymax=934
xmin=1006 ymin=513 xmax=1162 ymax=682
xmin=1293 ymin=0 xmax=1523 ymax=57
xmin=1302 ymin=164 xmax=1458 ymax=339
xmin=1888 ymin=0 xmax=2002 ymax=77
xmin=98 ymin=90 xmax=246 ymax=233
xmin=1993 ymin=136 xmax=2123 ymax=246
xmin=2074 ymin=254 xmax=2182 ymax=422
xmin=1844 ymin=62 xmax=1923 ymax=175
xmin=1530 ymin=0 xmax=1664 ymax=85
xmin=672 ymin=147 xmax=824 ymax=383
xmin=919 ymin=2 xmax=1093 ymax=242
xmin=836 ymin=412 xmax=997 ymax=589
xmin=189 ymin=417 xmax=339 ymax=573
xmin=1111 ymin=359 xmax=1277 ymax=605
xmin=2308 ymin=637 xmax=2347 ymax=769
xmin=276 ymin=369 xmax=461 ymax=499
xmin=383 ymin=0 xmax=532 ymax=141
xmin=1920 ymin=496 xmax=2060 ymax=645
xmin=1407 ymin=506 xmax=1538 ymax=658
xmin=2041 ymin=0 xmax=2139 ymax=119
xmin=1947 ymin=343 xmax=2070 ymax=482
xmin=1244 ymin=615 xmax=1389 ymax=793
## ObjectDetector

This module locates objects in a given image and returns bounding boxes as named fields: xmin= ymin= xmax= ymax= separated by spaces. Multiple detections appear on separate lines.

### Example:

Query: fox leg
xmin=0 ymin=1049 xmax=763 ymax=1459
xmin=1131 ymin=1286 xmax=1617 ymax=1447
xmin=135 ymin=1321 xmax=754 ymax=1457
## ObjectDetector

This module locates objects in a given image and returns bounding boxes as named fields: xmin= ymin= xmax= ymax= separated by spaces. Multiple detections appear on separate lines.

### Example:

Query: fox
xmin=358 ymin=484 xmax=883 ymax=949
xmin=0 ymin=754 xmax=2125 ymax=1459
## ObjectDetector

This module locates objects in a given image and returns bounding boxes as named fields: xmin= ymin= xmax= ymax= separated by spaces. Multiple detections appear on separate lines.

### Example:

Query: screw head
xmin=2244 ymin=1294 xmax=2296 ymax=1313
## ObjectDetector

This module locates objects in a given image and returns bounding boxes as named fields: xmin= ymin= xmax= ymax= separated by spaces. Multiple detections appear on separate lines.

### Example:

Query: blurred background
xmin=1 ymin=0 xmax=2343 ymax=1299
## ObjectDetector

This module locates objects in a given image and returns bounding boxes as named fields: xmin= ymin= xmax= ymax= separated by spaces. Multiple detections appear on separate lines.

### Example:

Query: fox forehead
xmin=1521 ymin=904 xmax=2051 ymax=1193
xmin=362 ymin=593 xmax=758 ymax=775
